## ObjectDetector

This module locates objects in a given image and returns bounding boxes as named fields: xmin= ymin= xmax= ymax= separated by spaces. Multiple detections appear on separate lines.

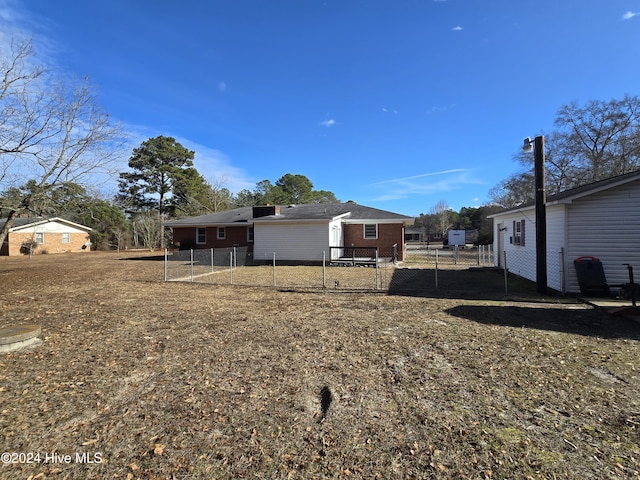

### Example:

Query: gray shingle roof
xmin=164 ymin=203 xmax=412 ymax=226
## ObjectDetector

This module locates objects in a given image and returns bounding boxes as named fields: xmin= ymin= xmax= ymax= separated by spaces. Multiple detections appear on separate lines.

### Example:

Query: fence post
xmin=211 ymin=248 xmax=214 ymax=273
xmin=164 ymin=248 xmax=168 ymax=281
xmin=435 ymin=249 xmax=439 ymax=290
xmin=230 ymin=251 xmax=233 ymax=285
xmin=190 ymin=249 xmax=194 ymax=282
xmin=322 ymin=251 xmax=326 ymax=288
xmin=233 ymin=246 xmax=237 ymax=269
xmin=375 ymin=250 xmax=379 ymax=290
xmin=503 ymin=250 xmax=508 ymax=293
xmin=273 ymin=252 xmax=276 ymax=287
xmin=559 ymin=248 xmax=565 ymax=293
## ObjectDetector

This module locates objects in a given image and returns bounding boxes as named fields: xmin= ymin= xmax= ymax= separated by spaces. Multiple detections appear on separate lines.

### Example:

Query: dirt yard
xmin=1 ymin=251 xmax=639 ymax=479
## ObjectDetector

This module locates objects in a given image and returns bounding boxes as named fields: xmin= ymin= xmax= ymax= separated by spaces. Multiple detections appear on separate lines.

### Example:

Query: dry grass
xmin=0 ymin=251 xmax=639 ymax=479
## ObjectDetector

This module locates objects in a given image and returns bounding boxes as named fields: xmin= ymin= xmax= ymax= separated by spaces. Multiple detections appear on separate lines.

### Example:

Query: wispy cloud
xmin=427 ymin=104 xmax=456 ymax=115
xmin=177 ymin=136 xmax=254 ymax=193
xmin=367 ymin=169 xmax=482 ymax=203
xmin=452 ymin=26 xmax=464 ymax=31
xmin=371 ymin=169 xmax=468 ymax=186
xmin=0 ymin=0 xmax=58 ymax=68
xmin=217 ymin=81 xmax=226 ymax=92
xmin=0 ymin=0 xmax=27 ymax=40
xmin=622 ymin=11 xmax=638 ymax=20
xmin=319 ymin=118 xmax=336 ymax=128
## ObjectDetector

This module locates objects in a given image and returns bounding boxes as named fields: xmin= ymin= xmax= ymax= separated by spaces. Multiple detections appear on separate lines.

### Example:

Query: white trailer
xmin=447 ymin=229 xmax=466 ymax=247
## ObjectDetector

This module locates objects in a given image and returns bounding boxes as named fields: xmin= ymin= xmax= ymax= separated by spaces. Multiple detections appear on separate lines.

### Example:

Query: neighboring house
xmin=0 ymin=217 xmax=92 ymax=256
xmin=405 ymin=227 xmax=478 ymax=246
xmin=488 ymin=170 xmax=640 ymax=294
xmin=404 ymin=226 xmax=443 ymax=244
xmin=165 ymin=203 xmax=413 ymax=262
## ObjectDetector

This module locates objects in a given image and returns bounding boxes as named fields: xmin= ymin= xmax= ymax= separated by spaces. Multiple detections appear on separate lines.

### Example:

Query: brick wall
xmin=172 ymin=226 xmax=253 ymax=250
xmin=343 ymin=223 xmax=405 ymax=260
xmin=6 ymin=231 xmax=90 ymax=256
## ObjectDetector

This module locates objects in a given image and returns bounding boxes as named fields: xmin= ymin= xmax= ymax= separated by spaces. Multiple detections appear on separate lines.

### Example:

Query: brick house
xmin=165 ymin=203 xmax=413 ymax=263
xmin=0 ymin=217 xmax=92 ymax=256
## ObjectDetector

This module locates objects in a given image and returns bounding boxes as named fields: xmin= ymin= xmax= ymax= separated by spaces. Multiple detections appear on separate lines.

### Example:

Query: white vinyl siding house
xmin=490 ymin=172 xmax=640 ymax=294
xmin=493 ymin=214 xmax=536 ymax=283
xmin=253 ymin=218 xmax=343 ymax=262
xmin=565 ymin=180 xmax=640 ymax=293
xmin=253 ymin=221 xmax=333 ymax=262
xmin=546 ymin=206 xmax=568 ymax=292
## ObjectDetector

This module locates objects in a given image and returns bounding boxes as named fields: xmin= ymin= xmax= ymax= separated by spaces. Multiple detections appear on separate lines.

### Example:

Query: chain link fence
xmin=164 ymin=245 xmax=506 ymax=293
xmin=501 ymin=247 xmax=566 ymax=293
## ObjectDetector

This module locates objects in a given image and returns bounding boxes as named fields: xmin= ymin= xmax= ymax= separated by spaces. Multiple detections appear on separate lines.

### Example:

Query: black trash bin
xmin=574 ymin=256 xmax=610 ymax=296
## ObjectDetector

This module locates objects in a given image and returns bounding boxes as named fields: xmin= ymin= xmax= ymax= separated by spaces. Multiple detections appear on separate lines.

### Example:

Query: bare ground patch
xmin=0 ymin=252 xmax=639 ymax=479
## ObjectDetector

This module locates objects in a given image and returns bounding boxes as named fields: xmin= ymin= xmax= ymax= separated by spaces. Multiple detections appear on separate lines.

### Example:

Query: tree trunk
xmin=0 ymin=209 xmax=20 ymax=250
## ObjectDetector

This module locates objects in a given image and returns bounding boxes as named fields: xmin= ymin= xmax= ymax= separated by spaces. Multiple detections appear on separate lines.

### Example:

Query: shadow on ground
xmin=445 ymin=304 xmax=640 ymax=340
xmin=120 ymin=255 xmax=165 ymax=262
xmin=387 ymin=267 xmax=541 ymax=301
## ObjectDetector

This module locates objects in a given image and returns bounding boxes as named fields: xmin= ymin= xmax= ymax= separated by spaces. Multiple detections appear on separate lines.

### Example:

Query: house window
xmin=513 ymin=220 xmax=525 ymax=246
xmin=217 ymin=227 xmax=226 ymax=240
xmin=62 ymin=232 xmax=70 ymax=244
xmin=247 ymin=226 xmax=254 ymax=243
xmin=196 ymin=227 xmax=206 ymax=244
xmin=35 ymin=232 xmax=44 ymax=244
xmin=364 ymin=224 xmax=378 ymax=239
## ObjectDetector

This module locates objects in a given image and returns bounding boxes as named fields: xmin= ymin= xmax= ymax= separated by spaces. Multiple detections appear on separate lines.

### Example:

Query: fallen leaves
xmin=152 ymin=443 xmax=165 ymax=456
xmin=0 ymin=252 xmax=639 ymax=479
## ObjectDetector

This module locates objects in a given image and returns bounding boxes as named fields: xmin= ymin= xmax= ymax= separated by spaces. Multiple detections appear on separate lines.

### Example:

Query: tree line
xmin=413 ymin=200 xmax=502 ymax=246
xmin=116 ymin=135 xmax=338 ymax=218
xmin=1 ymin=132 xmax=338 ymax=250
xmin=115 ymin=135 xmax=338 ymax=248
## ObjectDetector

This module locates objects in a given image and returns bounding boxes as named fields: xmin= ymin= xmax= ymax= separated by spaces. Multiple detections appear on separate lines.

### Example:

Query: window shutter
xmin=512 ymin=220 xmax=516 ymax=244
xmin=521 ymin=220 xmax=525 ymax=247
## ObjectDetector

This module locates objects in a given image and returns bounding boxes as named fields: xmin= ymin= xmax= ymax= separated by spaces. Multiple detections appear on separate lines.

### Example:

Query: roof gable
xmin=1 ymin=217 xmax=92 ymax=232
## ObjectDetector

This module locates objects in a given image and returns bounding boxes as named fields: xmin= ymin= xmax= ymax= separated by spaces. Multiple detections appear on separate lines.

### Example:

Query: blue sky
xmin=1 ymin=0 xmax=639 ymax=216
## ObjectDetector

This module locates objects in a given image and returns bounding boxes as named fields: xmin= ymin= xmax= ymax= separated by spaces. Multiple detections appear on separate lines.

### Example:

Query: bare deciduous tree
xmin=490 ymin=96 xmax=640 ymax=208
xmin=131 ymin=212 xmax=160 ymax=251
xmin=0 ymin=38 xmax=124 ymax=247
xmin=430 ymin=199 xmax=453 ymax=238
